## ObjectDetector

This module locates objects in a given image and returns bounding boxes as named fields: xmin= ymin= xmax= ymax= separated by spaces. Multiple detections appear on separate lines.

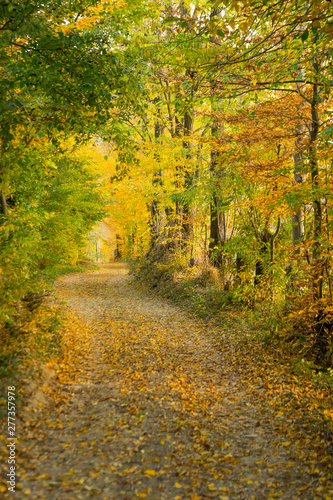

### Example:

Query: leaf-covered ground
xmin=3 ymin=263 xmax=333 ymax=499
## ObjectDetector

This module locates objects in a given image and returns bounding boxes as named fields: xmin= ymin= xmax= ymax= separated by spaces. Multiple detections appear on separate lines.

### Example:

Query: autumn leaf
xmin=144 ymin=470 xmax=156 ymax=477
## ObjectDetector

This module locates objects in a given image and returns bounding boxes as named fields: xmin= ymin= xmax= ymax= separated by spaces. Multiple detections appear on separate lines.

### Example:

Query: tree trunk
xmin=286 ymin=128 xmax=305 ymax=281
xmin=0 ymin=188 xmax=7 ymax=218
xmin=114 ymin=234 xmax=123 ymax=260
xmin=255 ymin=235 xmax=269 ymax=286
xmin=209 ymin=149 xmax=224 ymax=266
xmin=181 ymin=108 xmax=194 ymax=246
xmin=209 ymin=83 xmax=226 ymax=267
xmin=292 ymin=121 xmax=305 ymax=254
xmin=150 ymin=97 xmax=165 ymax=245
xmin=310 ymin=63 xmax=322 ymax=300
xmin=286 ymin=96 xmax=305 ymax=291
xmin=254 ymin=220 xmax=280 ymax=288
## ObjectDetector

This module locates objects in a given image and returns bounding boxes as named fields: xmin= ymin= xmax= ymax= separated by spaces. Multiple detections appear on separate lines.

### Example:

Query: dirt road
xmin=14 ymin=263 xmax=333 ymax=499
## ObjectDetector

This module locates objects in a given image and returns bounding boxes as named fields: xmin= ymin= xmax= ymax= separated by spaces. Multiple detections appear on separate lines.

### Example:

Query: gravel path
xmin=13 ymin=263 xmax=333 ymax=499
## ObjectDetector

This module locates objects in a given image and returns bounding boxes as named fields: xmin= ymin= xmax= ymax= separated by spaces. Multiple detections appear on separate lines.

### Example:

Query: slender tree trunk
xmin=310 ymin=63 xmax=322 ymax=300
xmin=0 ymin=188 xmax=7 ymax=217
xmin=173 ymin=71 xmax=195 ymax=252
xmin=150 ymin=97 xmax=165 ymax=245
xmin=254 ymin=219 xmax=280 ymax=288
xmin=209 ymin=122 xmax=223 ymax=266
xmin=255 ymin=232 xmax=269 ymax=286
xmin=270 ymin=218 xmax=281 ymax=264
xmin=286 ymin=120 xmax=305 ymax=280
xmin=208 ymin=7 xmax=225 ymax=267
xmin=292 ymin=123 xmax=305 ymax=253
xmin=114 ymin=234 xmax=123 ymax=260
xmin=165 ymin=4 xmax=196 ymax=255
xmin=209 ymin=80 xmax=226 ymax=266
xmin=171 ymin=87 xmax=183 ymax=250
xmin=182 ymin=107 xmax=194 ymax=246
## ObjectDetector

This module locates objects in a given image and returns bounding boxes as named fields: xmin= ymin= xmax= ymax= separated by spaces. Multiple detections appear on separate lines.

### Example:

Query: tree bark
xmin=150 ymin=97 xmax=165 ymax=245
xmin=286 ymin=119 xmax=305 ymax=278
xmin=253 ymin=218 xmax=280 ymax=287
xmin=292 ymin=122 xmax=305 ymax=253
xmin=209 ymin=120 xmax=224 ymax=266
xmin=209 ymin=78 xmax=228 ymax=266
xmin=0 ymin=188 xmax=7 ymax=218
xmin=208 ymin=7 xmax=225 ymax=267
xmin=310 ymin=62 xmax=322 ymax=300
xmin=181 ymin=107 xmax=194 ymax=245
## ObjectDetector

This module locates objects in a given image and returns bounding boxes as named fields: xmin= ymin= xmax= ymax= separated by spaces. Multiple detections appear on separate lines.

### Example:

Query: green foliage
xmin=0 ymin=143 xmax=106 ymax=323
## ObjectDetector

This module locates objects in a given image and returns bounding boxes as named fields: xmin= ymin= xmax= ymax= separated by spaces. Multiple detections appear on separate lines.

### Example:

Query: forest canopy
xmin=1 ymin=0 xmax=333 ymax=363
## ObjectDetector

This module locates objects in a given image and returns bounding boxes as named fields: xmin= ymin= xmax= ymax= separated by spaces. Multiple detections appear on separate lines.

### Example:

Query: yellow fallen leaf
xmin=144 ymin=470 xmax=156 ymax=477
xmin=123 ymin=467 xmax=137 ymax=473
xmin=136 ymin=487 xmax=152 ymax=498
xmin=297 ymin=485 xmax=310 ymax=492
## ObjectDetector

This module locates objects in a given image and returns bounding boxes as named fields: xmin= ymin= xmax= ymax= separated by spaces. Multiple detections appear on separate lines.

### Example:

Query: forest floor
xmin=1 ymin=262 xmax=333 ymax=499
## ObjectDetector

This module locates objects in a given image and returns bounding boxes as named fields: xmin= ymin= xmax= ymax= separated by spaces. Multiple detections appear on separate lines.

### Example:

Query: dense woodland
xmin=1 ymin=0 xmax=333 ymax=365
